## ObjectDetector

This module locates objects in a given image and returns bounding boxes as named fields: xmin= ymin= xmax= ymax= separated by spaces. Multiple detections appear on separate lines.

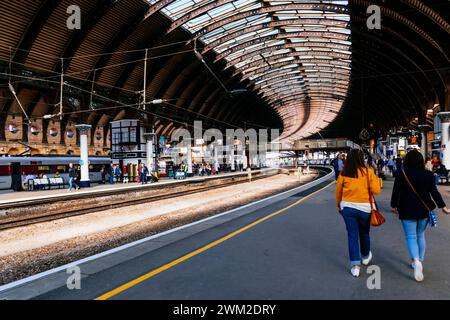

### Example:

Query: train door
xmin=11 ymin=162 xmax=22 ymax=191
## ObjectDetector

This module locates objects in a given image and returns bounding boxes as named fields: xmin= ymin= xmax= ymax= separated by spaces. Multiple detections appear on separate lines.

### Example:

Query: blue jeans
xmin=68 ymin=177 xmax=78 ymax=191
xmin=342 ymin=207 xmax=371 ymax=266
xmin=401 ymin=219 xmax=428 ymax=262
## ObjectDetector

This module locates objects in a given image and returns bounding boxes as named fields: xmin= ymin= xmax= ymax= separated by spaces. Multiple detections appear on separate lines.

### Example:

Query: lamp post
xmin=245 ymin=136 xmax=252 ymax=182
xmin=186 ymin=138 xmax=193 ymax=176
xmin=143 ymin=127 xmax=156 ymax=173
xmin=75 ymin=124 xmax=92 ymax=187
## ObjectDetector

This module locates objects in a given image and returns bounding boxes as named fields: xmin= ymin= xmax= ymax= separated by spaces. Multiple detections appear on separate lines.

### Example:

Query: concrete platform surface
xmin=1 ymin=173 xmax=450 ymax=300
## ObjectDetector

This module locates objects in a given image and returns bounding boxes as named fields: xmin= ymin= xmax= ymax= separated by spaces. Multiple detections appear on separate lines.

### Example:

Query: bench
xmin=49 ymin=177 xmax=65 ymax=189
xmin=31 ymin=178 xmax=65 ymax=190
xmin=31 ymin=178 xmax=47 ymax=190
xmin=174 ymin=171 xmax=186 ymax=180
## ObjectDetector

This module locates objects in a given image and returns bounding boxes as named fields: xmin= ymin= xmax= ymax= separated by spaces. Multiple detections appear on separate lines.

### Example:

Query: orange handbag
xmin=366 ymin=169 xmax=385 ymax=227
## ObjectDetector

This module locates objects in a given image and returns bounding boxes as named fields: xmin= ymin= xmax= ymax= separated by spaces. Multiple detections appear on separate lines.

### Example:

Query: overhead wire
xmin=0 ymin=38 xmax=191 ymax=62
xmin=0 ymin=48 xmax=197 ymax=89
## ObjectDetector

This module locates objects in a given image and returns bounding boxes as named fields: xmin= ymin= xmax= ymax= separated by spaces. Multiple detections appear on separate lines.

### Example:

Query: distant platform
xmin=0 ymin=169 xmax=275 ymax=205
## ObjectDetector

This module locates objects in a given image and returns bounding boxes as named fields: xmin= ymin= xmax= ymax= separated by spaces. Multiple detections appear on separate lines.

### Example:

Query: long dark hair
xmin=403 ymin=150 xmax=425 ymax=170
xmin=341 ymin=149 xmax=366 ymax=178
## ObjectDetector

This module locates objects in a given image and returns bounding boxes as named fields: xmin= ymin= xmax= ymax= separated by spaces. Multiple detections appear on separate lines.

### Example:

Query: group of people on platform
xmin=171 ymin=160 xmax=245 ymax=179
xmin=334 ymin=152 xmax=450 ymax=187
xmin=335 ymin=149 xmax=450 ymax=282
xmin=98 ymin=164 xmax=123 ymax=185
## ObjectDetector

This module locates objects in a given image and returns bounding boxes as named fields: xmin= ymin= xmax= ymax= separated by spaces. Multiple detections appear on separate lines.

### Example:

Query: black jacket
xmin=391 ymin=168 xmax=446 ymax=220
xmin=68 ymin=167 xmax=77 ymax=178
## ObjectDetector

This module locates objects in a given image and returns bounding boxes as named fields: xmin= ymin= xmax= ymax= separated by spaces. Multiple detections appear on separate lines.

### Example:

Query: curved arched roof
xmin=0 ymin=0 xmax=449 ymax=142
xmin=151 ymin=0 xmax=352 ymax=142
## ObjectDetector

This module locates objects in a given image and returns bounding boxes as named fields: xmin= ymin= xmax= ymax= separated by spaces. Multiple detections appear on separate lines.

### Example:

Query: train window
xmin=0 ymin=165 xmax=10 ymax=176
xmin=57 ymin=165 xmax=67 ymax=173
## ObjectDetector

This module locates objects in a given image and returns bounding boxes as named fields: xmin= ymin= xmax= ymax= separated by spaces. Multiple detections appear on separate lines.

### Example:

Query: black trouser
xmin=335 ymin=170 xmax=340 ymax=181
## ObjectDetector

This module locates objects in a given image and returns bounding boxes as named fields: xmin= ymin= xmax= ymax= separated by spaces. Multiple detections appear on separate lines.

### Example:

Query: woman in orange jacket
xmin=336 ymin=149 xmax=382 ymax=277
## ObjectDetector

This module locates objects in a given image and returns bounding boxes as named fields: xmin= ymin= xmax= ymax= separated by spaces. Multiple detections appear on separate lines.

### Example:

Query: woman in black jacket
xmin=391 ymin=151 xmax=450 ymax=282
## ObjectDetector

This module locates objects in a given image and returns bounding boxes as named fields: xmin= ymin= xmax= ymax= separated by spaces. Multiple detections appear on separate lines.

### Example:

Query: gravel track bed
xmin=0 ymin=173 xmax=318 ymax=285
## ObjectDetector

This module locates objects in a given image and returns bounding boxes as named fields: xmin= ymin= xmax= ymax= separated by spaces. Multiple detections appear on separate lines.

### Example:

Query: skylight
xmin=147 ymin=0 xmax=351 ymax=141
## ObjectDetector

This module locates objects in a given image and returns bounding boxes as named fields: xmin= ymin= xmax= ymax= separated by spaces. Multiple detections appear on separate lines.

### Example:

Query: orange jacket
xmin=336 ymin=168 xmax=382 ymax=207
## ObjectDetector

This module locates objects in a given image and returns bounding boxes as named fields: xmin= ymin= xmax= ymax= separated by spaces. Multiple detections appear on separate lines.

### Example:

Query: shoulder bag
xmin=402 ymin=169 xmax=438 ymax=227
xmin=366 ymin=168 xmax=385 ymax=226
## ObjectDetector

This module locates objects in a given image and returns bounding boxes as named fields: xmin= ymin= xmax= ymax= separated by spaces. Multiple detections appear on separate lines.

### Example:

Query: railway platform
xmin=0 ymin=169 xmax=273 ymax=205
xmin=1 ymin=170 xmax=449 ymax=300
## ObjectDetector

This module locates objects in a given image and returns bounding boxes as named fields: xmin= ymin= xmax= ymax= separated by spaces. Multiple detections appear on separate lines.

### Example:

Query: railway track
xmin=0 ymin=168 xmax=327 ymax=230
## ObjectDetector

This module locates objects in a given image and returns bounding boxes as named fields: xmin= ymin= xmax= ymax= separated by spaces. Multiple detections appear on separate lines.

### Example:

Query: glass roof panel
xmin=150 ymin=0 xmax=351 ymax=140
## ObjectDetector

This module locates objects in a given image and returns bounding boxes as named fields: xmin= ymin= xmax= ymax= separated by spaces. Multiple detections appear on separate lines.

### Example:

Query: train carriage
xmin=0 ymin=156 xmax=111 ymax=190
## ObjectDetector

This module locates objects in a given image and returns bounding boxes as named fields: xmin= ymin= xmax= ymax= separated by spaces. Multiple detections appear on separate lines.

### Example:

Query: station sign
xmin=431 ymin=140 xmax=441 ymax=150
xmin=112 ymin=152 xmax=146 ymax=159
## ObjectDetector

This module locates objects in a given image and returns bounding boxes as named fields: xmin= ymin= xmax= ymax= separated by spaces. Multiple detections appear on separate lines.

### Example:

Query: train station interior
xmin=0 ymin=0 xmax=449 ymax=305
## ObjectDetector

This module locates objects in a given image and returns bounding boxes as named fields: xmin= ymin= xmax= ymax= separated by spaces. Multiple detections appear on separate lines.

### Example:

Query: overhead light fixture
xmin=43 ymin=112 xmax=62 ymax=120
xmin=150 ymin=99 xmax=167 ymax=104
xmin=229 ymin=89 xmax=247 ymax=95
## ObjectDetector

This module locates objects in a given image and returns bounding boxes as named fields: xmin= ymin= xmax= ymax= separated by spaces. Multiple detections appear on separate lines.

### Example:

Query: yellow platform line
xmin=95 ymin=181 xmax=334 ymax=300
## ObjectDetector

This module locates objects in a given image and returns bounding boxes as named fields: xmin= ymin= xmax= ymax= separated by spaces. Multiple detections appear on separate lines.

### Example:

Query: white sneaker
xmin=414 ymin=260 xmax=424 ymax=282
xmin=350 ymin=266 xmax=360 ymax=277
xmin=362 ymin=251 xmax=373 ymax=266
xmin=411 ymin=261 xmax=424 ymax=269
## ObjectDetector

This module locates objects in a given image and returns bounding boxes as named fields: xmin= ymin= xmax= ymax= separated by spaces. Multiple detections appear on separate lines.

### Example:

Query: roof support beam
xmin=13 ymin=0 xmax=60 ymax=63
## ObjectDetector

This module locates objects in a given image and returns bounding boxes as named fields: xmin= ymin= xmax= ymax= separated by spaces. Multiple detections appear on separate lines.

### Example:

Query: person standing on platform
xmin=332 ymin=154 xmax=338 ymax=180
xmin=394 ymin=156 xmax=403 ymax=177
xmin=425 ymin=156 xmax=433 ymax=172
xmin=431 ymin=155 xmax=440 ymax=168
xmin=108 ymin=165 xmax=114 ymax=184
xmin=390 ymin=151 xmax=450 ymax=282
xmin=114 ymin=165 xmax=121 ymax=183
xmin=68 ymin=163 xmax=79 ymax=192
xmin=100 ymin=165 xmax=106 ymax=184
xmin=332 ymin=153 xmax=344 ymax=181
xmin=139 ymin=163 xmax=148 ymax=184
xmin=376 ymin=157 xmax=385 ymax=178
xmin=387 ymin=157 xmax=396 ymax=176
xmin=336 ymin=149 xmax=382 ymax=277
